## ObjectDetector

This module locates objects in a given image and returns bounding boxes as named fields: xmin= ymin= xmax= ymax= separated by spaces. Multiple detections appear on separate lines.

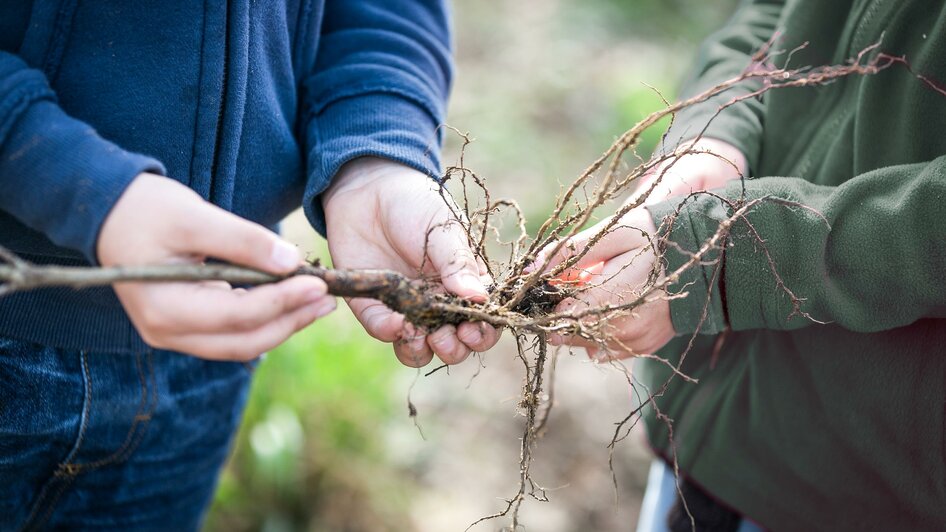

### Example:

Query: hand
xmin=541 ymin=140 xmax=744 ymax=359
xmin=542 ymin=209 xmax=675 ymax=360
xmin=638 ymin=138 xmax=747 ymax=205
xmin=322 ymin=158 xmax=501 ymax=367
xmin=98 ymin=173 xmax=336 ymax=360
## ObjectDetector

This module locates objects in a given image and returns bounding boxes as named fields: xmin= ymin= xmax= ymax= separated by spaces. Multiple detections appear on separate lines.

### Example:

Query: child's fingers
xmin=170 ymin=197 xmax=303 ymax=275
xmin=165 ymin=297 xmax=336 ymax=360
xmin=123 ymin=275 xmax=329 ymax=338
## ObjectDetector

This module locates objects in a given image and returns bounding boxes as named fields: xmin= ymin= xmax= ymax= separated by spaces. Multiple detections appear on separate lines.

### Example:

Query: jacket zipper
xmin=209 ymin=3 xmax=230 ymax=198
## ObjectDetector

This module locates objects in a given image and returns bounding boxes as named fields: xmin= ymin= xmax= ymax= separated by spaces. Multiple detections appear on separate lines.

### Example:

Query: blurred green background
xmin=205 ymin=1 xmax=737 ymax=531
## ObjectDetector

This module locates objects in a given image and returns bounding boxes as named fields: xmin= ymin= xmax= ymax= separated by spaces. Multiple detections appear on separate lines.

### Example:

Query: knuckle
xmin=136 ymin=306 xmax=173 ymax=335
xmin=228 ymin=312 xmax=262 ymax=332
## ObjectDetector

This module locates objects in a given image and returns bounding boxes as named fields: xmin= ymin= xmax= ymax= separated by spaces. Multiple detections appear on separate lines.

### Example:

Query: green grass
xmin=206 ymin=311 xmax=415 ymax=532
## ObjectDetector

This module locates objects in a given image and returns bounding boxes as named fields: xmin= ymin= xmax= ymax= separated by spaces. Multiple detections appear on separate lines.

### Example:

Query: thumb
xmin=534 ymin=211 xmax=655 ymax=274
xmin=176 ymin=201 xmax=301 ymax=275
xmin=424 ymin=220 xmax=489 ymax=302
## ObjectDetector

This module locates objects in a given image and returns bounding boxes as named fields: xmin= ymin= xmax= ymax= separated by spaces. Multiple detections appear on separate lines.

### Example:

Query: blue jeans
xmin=637 ymin=460 xmax=764 ymax=532
xmin=0 ymin=336 xmax=254 ymax=531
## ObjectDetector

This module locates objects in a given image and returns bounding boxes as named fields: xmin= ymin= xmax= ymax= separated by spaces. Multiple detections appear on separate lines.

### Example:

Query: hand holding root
xmin=637 ymin=137 xmax=748 ymax=206
xmin=96 ymin=173 xmax=336 ymax=361
xmin=321 ymin=157 xmax=501 ymax=367
xmin=539 ymin=208 xmax=675 ymax=360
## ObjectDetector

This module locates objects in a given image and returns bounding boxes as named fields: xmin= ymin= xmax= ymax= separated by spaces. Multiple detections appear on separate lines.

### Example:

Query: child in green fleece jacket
xmin=547 ymin=0 xmax=946 ymax=530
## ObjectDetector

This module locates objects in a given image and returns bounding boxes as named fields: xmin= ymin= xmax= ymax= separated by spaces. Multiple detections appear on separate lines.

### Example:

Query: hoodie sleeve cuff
xmin=646 ymin=197 xmax=729 ymax=336
xmin=302 ymin=92 xmax=441 ymax=235
xmin=0 ymin=98 xmax=165 ymax=264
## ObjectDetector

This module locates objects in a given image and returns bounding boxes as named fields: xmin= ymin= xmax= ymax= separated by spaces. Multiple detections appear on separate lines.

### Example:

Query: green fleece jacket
xmin=641 ymin=1 xmax=946 ymax=530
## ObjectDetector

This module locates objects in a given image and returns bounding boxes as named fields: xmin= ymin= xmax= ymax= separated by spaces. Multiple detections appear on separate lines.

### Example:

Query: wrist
xmin=687 ymin=137 xmax=749 ymax=176
xmin=322 ymin=157 xmax=413 ymax=211
xmin=322 ymin=157 xmax=437 ymax=224
xmin=96 ymin=172 xmax=164 ymax=266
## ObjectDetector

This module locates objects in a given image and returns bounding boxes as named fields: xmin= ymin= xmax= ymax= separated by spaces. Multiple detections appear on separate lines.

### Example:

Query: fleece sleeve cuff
xmin=646 ymin=196 xmax=729 ymax=336
xmin=0 ymin=98 xmax=165 ymax=264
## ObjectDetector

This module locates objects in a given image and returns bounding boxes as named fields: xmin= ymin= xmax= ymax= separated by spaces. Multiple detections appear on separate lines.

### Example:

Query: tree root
xmin=0 ymin=39 xmax=924 ymax=531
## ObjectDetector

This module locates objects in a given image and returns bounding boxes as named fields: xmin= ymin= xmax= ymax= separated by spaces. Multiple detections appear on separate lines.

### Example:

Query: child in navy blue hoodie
xmin=0 ymin=2 xmax=497 ymax=529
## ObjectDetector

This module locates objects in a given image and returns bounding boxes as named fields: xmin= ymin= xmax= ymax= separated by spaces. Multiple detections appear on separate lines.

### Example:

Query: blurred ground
xmin=205 ymin=1 xmax=736 ymax=531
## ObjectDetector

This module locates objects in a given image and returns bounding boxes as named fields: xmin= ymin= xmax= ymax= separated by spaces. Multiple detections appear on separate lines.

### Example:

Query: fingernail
xmin=271 ymin=241 xmax=300 ymax=271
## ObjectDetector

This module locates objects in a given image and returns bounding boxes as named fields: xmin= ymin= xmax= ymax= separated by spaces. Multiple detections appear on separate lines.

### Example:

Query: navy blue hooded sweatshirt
xmin=0 ymin=1 xmax=452 ymax=352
